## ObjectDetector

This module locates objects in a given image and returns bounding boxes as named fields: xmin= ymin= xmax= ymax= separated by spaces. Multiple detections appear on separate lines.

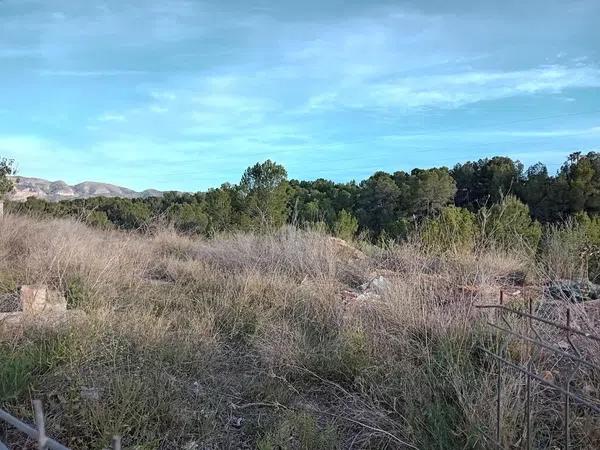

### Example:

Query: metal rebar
xmin=478 ymin=348 xmax=600 ymax=414
xmin=525 ymin=298 xmax=532 ymax=450
xmin=0 ymin=406 xmax=70 ymax=450
xmin=475 ymin=304 xmax=600 ymax=343
xmin=496 ymin=291 xmax=503 ymax=446
xmin=485 ymin=322 xmax=600 ymax=371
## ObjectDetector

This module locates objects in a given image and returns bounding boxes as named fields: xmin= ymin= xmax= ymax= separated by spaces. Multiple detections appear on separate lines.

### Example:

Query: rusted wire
xmin=477 ymin=293 xmax=600 ymax=449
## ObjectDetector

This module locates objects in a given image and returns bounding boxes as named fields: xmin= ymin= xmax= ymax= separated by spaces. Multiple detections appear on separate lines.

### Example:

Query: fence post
xmin=564 ymin=308 xmax=571 ymax=449
xmin=496 ymin=290 xmax=504 ymax=446
xmin=33 ymin=400 xmax=48 ymax=450
xmin=525 ymin=298 xmax=532 ymax=450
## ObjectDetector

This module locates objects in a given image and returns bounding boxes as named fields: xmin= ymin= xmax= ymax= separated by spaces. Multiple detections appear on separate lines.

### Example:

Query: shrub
xmin=480 ymin=195 xmax=542 ymax=252
xmin=545 ymin=212 xmax=600 ymax=281
xmin=85 ymin=210 xmax=112 ymax=229
xmin=257 ymin=411 xmax=339 ymax=450
xmin=420 ymin=206 xmax=478 ymax=253
xmin=333 ymin=209 xmax=358 ymax=241
xmin=66 ymin=275 xmax=92 ymax=309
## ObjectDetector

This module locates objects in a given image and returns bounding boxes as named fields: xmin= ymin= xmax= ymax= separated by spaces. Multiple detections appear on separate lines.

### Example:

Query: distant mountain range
xmin=7 ymin=176 xmax=162 ymax=202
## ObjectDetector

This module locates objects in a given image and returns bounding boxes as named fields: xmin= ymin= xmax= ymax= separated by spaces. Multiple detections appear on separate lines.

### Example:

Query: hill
xmin=7 ymin=176 xmax=162 ymax=202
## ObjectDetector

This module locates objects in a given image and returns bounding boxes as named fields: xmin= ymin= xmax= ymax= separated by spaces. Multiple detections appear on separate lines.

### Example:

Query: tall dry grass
xmin=0 ymin=213 xmax=598 ymax=449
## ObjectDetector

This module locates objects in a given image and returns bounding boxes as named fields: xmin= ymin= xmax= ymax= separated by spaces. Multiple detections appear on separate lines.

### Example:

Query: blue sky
xmin=1 ymin=0 xmax=599 ymax=191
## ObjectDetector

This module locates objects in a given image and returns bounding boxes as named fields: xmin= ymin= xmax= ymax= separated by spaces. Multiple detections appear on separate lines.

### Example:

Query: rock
xmin=229 ymin=417 xmax=244 ymax=429
xmin=355 ymin=292 xmax=382 ymax=302
xmin=360 ymin=275 xmax=391 ymax=294
xmin=544 ymin=280 xmax=600 ymax=303
xmin=0 ymin=292 xmax=19 ymax=313
xmin=326 ymin=237 xmax=367 ymax=262
xmin=0 ymin=312 xmax=23 ymax=326
xmin=0 ymin=285 xmax=80 ymax=329
xmin=20 ymin=285 xmax=67 ymax=314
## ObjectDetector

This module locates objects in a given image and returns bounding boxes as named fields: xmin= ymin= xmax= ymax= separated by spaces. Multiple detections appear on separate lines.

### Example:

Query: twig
xmin=229 ymin=401 xmax=287 ymax=411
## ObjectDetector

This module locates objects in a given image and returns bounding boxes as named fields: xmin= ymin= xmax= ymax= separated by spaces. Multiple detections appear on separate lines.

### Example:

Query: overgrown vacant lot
xmin=1 ymin=214 xmax=599 ymax=449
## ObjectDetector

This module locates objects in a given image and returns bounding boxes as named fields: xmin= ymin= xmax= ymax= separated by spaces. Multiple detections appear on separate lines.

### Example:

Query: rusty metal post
xmin=564 ymin=308 xmax=572 ymax=449
xmin=496 ymin=290 xmax=504 ymax=446
xmin=525 ymin=297 xmax=533 ymax=450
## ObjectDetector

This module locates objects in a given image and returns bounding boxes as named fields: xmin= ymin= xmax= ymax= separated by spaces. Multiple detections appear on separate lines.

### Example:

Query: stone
xmin=0 ymin=312 xmax=23 ymax=326
xmin=360 ymin=275 xmax=391 ymax=294
xmin=326 ymin=237 xmax=367 ymax=262
xmin=20 ymin=285 xmax=67 ymax=314
xmin=544 ymin=280 xmax=600 ymax=303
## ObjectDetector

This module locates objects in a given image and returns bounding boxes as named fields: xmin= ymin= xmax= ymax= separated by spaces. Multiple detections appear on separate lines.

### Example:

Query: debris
xmin=229 ymin=417 xmax=244 ymax=429
xmin=544 ymin=280 xmax=600 ymax=303
xmin=80 ymin=387 xmax=101 ymax=401
xmin=0 ymin=292 xmax=19 ymax=313
xmin=542 ymin=370 xmax=555 ymax=383
xmin=355 ymin=292 xmax=382 ymax=302
xmin=0 ymin=284 xmax=79 ymax=329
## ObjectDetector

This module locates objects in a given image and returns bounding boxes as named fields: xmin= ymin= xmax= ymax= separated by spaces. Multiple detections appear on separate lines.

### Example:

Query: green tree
xmin=408 ymin=167 xmax=456 ymax=217
xmin=452 ymin=157 xmax=523 ymax=208
xmin=239 ymin=160 xmax=290 ymax=230
xmin=357 ymin=172 xmax=403 ymax=237
xmin=167 ymin=202 xmax=208 ymax=234
xmin=558 ymin=152 xmax=600 ymax=215
xmin=0 ymin=158 xmax=16 ymax=217
xmin=205 ymin=185 xmax=234 ymax=232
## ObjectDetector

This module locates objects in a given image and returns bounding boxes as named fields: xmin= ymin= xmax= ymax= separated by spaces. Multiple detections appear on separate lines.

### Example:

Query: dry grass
xmin=0 ymin=214 xmax=598 ymax=449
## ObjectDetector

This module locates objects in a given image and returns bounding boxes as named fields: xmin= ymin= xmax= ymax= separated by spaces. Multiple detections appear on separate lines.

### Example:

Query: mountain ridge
xmin=7 ymin=176 xmax=163 ymax=202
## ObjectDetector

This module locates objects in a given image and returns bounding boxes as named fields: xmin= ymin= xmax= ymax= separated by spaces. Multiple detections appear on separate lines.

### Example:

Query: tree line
xmin=4 ymin=152 xmax=600 ymax=241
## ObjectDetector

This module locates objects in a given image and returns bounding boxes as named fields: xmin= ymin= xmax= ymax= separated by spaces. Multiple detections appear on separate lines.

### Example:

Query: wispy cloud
xmin=303 ymin=65 xmax=600 ymax=111
xmin=40 ymin=70 xmax=148 ymax=77
xmin=381 ymin=126 xmax=600 ymax=142
xmin=97 ymin=113 xmax=127 ymax=122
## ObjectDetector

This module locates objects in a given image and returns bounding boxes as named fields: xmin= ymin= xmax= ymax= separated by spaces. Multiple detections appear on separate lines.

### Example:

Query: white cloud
xmin=304 ymin=64 xmax=600 ymax=111
xmin=40 ymin=70 xmax=147 ymax=77
xmin=97 ymin=113 xmax=127 ymax=122
xmin=381 ymin=126 xmax=600 ymax=142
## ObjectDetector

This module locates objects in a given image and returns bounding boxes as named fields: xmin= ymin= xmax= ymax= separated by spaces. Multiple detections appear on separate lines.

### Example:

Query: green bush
xmin=66 ymin=275 xmax=92 ymax=308
xmin=480 ymin=195 xmax=542 ymax=252
xmin=85 ymin=210 xmax=112 ymax=229
xmin=540 ymin=212 xmax=600 ymax=281
xmin=257 ymin=411 xmax=339 ymax=450
xmin=420 ymin=206 xmax=478 ymax=253
xmin=167 ymin=203 xmax=209 ymax=234
xmin=333 ymin=209 xmax=358 ymax=241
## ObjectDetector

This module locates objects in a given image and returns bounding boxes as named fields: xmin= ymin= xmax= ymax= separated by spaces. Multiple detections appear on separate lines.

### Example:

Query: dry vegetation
xmin=1 ymin=214 xmax=599 ymax=449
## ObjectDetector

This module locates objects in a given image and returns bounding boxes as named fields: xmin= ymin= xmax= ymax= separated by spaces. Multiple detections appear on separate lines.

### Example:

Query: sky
xmin=1 ymin=0 xmax=599 ymax=192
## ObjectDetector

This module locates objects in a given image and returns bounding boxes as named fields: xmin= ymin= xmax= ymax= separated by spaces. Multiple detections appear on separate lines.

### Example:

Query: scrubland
xmin=1 ymin=214 xmax=599 ymax=449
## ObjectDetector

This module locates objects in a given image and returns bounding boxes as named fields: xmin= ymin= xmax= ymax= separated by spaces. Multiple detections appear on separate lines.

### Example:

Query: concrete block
xmin=20 ymin=285 xmax=67 ymax=314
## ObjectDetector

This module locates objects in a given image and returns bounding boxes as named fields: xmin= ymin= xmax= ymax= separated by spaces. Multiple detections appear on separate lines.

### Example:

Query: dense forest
xmin=5 ymin=151 xmax=600 ymax=244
